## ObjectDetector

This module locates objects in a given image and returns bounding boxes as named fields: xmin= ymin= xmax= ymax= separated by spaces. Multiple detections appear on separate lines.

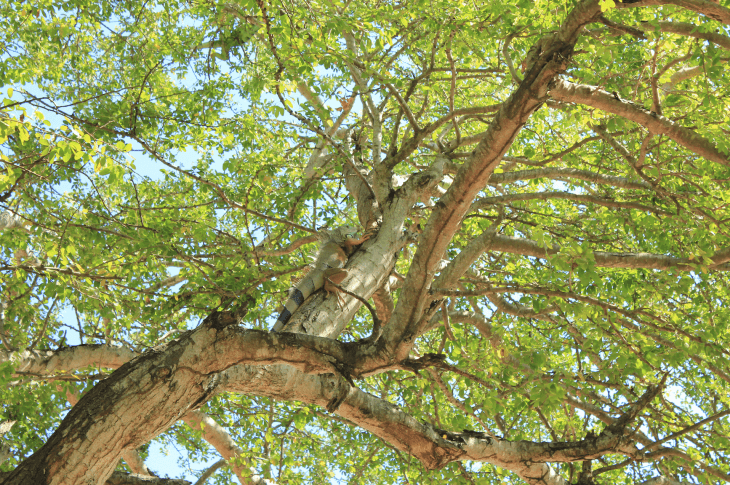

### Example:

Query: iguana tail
xmin=271 ymin=267 xmax=330 ymax=332
xmin=270 ymin=226 xmax=360 ymax=332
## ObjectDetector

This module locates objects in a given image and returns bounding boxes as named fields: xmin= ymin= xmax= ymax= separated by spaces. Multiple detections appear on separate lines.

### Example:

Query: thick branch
xmin=618 ymin=0 xmax=730 ymax=25
xmin=549 ymin=79 xmax=730 ymax=166
xmin=222 ymin=360 xmax=662 ymax=484
xmin=645 ymin=21 xmax=730 ymax=50
xmin=383 ymin=0 xmax=605 ymax=360
xmin=1 ymin=345 xmax=137 ymax=375
xmin=3 ymin=319 xmax=354 ymax=484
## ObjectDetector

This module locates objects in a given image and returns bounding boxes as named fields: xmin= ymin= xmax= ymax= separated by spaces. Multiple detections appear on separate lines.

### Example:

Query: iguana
xmin=271 ymin=226 xmax=370 ymax=332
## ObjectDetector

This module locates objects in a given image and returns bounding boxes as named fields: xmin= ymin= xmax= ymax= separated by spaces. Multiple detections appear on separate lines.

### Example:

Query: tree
xmin=1 ymin=0 xmax=730 ymax=483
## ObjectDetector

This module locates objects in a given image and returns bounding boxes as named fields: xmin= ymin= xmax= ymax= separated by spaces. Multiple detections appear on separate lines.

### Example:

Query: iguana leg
xmin=324 ymin=268 xmax=348 ymax=309
xmin=343 ymin=227 xmax=378 ymax=253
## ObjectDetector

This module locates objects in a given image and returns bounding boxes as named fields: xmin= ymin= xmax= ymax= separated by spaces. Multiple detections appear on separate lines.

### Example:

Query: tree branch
xmin=183 ymin=411 xmax=271 ymax=485
xmin=549 ymin=79 xmax=730 ymax=166
xmin=488 ymin=167 xmax=652 ymax=190
xmin=473 ymin=191 xmax=669 ymax=215
xmin=382 ymin=0 xmax=606 ymax=360
xmin=618 ymin=0 xmax=730 ymax=26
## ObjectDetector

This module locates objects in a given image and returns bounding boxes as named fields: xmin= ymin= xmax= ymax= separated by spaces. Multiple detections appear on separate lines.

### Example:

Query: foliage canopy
xmin=2 ymin=0 xmax=730 ymax=484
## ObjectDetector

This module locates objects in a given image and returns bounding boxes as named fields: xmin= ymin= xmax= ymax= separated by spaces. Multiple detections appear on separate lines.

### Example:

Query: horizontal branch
xmin=0 ymin=345 xmax=137 ymax=376
xmin=435 ymin=233 xmax=730 ymax=273
xmin=488 ymin=167 xmax=652 ymax=190
xmin=473 ymin=191 xmax=669 ymax=214
xmin=107 ymin=472 xmax=191 ymax=485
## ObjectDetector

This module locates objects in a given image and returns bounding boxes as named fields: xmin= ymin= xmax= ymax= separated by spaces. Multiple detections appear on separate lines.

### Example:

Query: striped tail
xmin=271 ymin=287 xmax=306 ymax=332
xmin=270 ymin=239 xmax=349 ymax=332
xmin=270 ymin=271 xmax=325 ymax=332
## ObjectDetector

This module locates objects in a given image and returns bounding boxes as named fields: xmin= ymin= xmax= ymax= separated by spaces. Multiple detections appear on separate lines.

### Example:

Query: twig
xmin=384 ymin=82 xmax=420 ymax=133
xmin=324 ymin=276 xmax=381 ymax=330
xmin=445 ymin=34 xmax=461 ymax=146
xmin=502 ymin=33 xmax=523 ymax=85
xmin=133 ymin=137 xmax=317 ymax=234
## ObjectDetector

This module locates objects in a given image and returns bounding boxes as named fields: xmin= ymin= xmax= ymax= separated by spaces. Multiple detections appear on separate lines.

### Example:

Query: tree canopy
xmin=2 ymin=0 xmax=730 ymax=484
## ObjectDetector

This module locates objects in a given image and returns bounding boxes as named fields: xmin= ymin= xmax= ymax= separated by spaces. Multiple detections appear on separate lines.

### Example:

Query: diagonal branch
xmin=384 ymin=82 xmax=420 ymax=133
xmin=643 ymin=21 xmax=730 ymax=51
xmin=382 ymin=0 xmax=607 ymax=360
xmin=549 ymin=79 xmax=730 ymax=166
xmin=619 ymin=0 xmax=730 ymax=25
xmin=224 ymin=362 xmax=672 ymax=484
xmin=183 ymin=411 xmax=271 ymax=485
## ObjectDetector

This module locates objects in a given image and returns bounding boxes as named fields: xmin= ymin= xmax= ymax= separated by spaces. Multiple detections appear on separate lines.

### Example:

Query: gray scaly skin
xmin=271 ymin=226 xmax=367 ymax=332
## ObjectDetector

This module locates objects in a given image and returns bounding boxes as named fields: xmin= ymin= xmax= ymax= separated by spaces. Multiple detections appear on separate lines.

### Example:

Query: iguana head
xmin=327 ymin=225 xmax=359 ymax=245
